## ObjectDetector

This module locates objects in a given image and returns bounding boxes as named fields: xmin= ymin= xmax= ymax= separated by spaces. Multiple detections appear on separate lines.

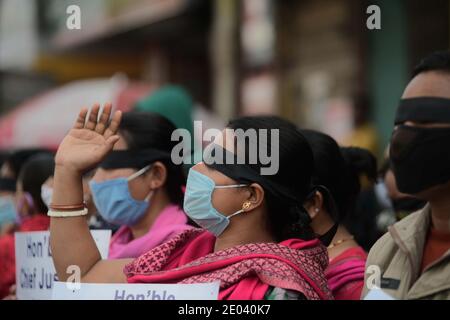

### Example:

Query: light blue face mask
xmin=0 ymin=196 xmax=17 ymax=227
xmin=89 ymin=165 xmax=153 ymax=226
xmin=183 ymin=169 xmax=248 ymax=237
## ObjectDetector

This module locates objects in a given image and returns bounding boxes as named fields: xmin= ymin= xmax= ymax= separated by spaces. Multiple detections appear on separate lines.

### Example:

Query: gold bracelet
xmin=49 ymin=203 xmax=86 ymax=211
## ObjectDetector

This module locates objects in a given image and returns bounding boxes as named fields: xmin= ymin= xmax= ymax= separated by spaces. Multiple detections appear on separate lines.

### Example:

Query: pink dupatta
xmin=124 ymin=229 xmax=333 ymax=300
xmin=325 ymin=246 xmax=367 ymax=300
xmin=108 ymin=204 xmax=192 ymax=259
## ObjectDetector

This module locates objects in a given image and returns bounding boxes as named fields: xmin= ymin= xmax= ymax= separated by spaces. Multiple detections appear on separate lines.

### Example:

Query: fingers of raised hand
xmin=73 ymin=104 xmax=121 ymax=143
xmin=104 ymin=110 xmax=122 ymax=139
xmin=74 ymin=108 xmax=88 ymax=129
xmin=85 ymin=104 xmax=101 ymax=130
xmin=95 ymin=103 xmax=112 ymax=135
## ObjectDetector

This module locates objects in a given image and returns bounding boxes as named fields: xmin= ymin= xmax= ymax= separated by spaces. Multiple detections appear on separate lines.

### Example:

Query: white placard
xmin=15 ymin=230 xmax=111 ymax=300
xmin=364 ymin=288 xmax=396 ymax=300
xmin=52 ymin=282 xmax=220 ymax=300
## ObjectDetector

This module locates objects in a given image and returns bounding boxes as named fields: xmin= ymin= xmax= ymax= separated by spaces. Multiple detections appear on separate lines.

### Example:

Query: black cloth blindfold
xmin=203 ymin=145 xmax=306 ymax=205
xmin=0 ymin=178 xmax=16 ymax=192
xmin=395 ymin=97 xmax=450 ymax=125
xmin=99 ymin=149 xmax=171 ymax=169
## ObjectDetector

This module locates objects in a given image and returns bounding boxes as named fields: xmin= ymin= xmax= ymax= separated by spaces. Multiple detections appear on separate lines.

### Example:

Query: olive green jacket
xmin=361 ymin=205 xmax=450 ymax=300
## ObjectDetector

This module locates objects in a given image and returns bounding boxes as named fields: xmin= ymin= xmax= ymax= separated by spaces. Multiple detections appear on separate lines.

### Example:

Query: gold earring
xmin=242 ymin=201 xmax=251 ymax=211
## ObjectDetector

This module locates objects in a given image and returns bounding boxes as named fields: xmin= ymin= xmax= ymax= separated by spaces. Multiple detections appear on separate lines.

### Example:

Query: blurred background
xmin=0 ymin=0 xmax=449 ymax=156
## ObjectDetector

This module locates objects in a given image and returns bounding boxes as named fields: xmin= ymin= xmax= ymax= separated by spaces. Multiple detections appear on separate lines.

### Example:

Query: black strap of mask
xmin=308 ymin=185 xmax=340 ymax=247
xmin=319 ymin=223 xmax=339 ymax=247
xmin=0 ymin=178 xmax=16 ymax=192
xmin=395 ymin=97 xmax=450 ymax=125
xmin=99 ymin=149 xmax=172 ymax=169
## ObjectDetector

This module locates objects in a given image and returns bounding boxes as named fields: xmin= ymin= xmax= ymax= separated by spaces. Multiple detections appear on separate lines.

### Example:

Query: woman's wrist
xmin=52 ymin=164 xmax=85 ymax=206
xmin=54 ymin=163 xmax=83 ymax=176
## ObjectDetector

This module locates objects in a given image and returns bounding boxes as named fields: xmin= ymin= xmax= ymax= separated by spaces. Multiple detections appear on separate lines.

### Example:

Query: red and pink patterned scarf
xmin=124 ymin=229 xmax=333 ymax=300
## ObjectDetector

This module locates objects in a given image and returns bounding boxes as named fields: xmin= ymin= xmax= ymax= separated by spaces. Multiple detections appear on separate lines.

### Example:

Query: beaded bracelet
xmin=47 ymin=208 xmax=88 ymax=217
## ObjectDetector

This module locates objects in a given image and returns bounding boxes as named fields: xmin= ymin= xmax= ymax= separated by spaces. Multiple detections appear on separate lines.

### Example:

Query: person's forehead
xmin=402 ymin=71 xmax=450 ymax=99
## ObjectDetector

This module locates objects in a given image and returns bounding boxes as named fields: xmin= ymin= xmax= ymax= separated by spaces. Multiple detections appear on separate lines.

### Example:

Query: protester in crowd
xmin=0 ymin=153 xmax=55 ymax=298
xmin=0 ymin=149 xmax=52 ymax=234
xmin=362 ymin=51 xmax=450 ymax=299
xmin=0 ymin=175 xmax=16 ymax=235
xmin=49 ymin=105 xmax=333 ymax=300
xmin=75 ymin=104 xmax=191 ymax=259
xmin=301 ymin=130 xmax=376 ymax=299
xmin=0 ymin=149 xmax=52 ymax=180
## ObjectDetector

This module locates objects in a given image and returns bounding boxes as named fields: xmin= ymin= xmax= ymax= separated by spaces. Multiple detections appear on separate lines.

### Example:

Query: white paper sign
xmin=364 ymin=288 xmax=396 ymax=300
xmin=15 ymin=230 xmax=111 ymax=300
xmin=52 ymin=282 xmax=220 ymax=300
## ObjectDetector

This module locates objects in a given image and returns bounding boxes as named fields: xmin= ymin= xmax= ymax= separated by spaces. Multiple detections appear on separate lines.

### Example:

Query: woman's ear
xmin=243 ymin=183 xmax=265 ymax=212
xmin=145 ymin=161 xmax=167 ymax=190
xmin=304 ymin=191 xmax=324 ymax=220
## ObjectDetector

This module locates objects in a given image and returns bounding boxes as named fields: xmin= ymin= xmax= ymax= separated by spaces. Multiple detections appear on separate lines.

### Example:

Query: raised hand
xmin=55 ymin=103 xmax=122 ymax=174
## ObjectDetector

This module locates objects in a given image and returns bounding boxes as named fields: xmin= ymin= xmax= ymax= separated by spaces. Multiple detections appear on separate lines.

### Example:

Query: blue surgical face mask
xmin=183 ymin=169 xmax=248 ymax=237
xmin=0 ymin=196 xmax=17 ymax=227
xmin=89 ymin=165 xmax=153 ymax=226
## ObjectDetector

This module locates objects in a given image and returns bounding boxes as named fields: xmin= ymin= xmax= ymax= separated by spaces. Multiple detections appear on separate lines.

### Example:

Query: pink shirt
xmin=108 ymin=204 xmax=192 ymax=259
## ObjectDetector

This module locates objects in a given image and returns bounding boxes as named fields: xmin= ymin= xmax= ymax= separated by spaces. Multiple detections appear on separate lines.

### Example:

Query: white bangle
xmin=47 ymin=208 xmax=88 ymax=217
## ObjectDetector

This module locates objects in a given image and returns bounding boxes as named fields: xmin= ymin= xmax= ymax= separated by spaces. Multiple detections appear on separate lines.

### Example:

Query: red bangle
xmin=49 ymin=203 xmax=86 ymax=211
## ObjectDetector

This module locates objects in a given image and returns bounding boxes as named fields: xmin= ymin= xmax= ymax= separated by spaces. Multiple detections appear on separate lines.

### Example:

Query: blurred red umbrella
xmin=0 ymin=76 xmax=153 ymax=150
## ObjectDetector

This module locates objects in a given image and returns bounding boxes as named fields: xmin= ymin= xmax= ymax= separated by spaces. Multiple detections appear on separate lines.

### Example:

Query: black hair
xmin=378 ymin=158 xmax=391 ymax=179
xmin=221 ymin=115 xmax=315 ymax=242
xmin=18 ymin=153 xmax=55 ymax=214
xmin=412 ymin=50 xmax=450 ymax=78
xmin=301 ymin=130 xmax=377 ymax=222
xmin=0 ymin=151 xmax=8 ymax=168
xmin=340 ymin=146 xmax=377 ymax=210
xmin=3 ymin=148 xmax=53 ymax=180
xmin=119 ymin=111 xmax=185 ymax=207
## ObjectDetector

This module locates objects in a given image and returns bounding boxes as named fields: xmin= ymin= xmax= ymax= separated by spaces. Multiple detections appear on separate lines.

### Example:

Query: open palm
xmin=55 ymin=103 xmax=122 ymax=173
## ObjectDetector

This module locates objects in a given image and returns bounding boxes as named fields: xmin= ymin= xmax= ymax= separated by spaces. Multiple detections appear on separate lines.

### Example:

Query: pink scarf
xmin=125 ymin=229 xmax=333 ymax=300
xmin=325 ymin=246 xmax=367 ymax=300
xmin=108 ymin=204 xmax=192 ymax=259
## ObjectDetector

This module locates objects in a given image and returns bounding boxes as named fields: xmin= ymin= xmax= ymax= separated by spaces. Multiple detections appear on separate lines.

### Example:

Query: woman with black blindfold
xmin=48 ymin=105 xmax=332 ymax=300
xmin=51 ymin=104 xmax=191 ymax=260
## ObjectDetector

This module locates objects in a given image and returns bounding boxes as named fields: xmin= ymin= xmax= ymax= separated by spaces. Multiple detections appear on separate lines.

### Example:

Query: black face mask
xmin=390 ymin=125 xmax=450 ymax=194
xmin=390 ymin=97 xmax=450 ymax=195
